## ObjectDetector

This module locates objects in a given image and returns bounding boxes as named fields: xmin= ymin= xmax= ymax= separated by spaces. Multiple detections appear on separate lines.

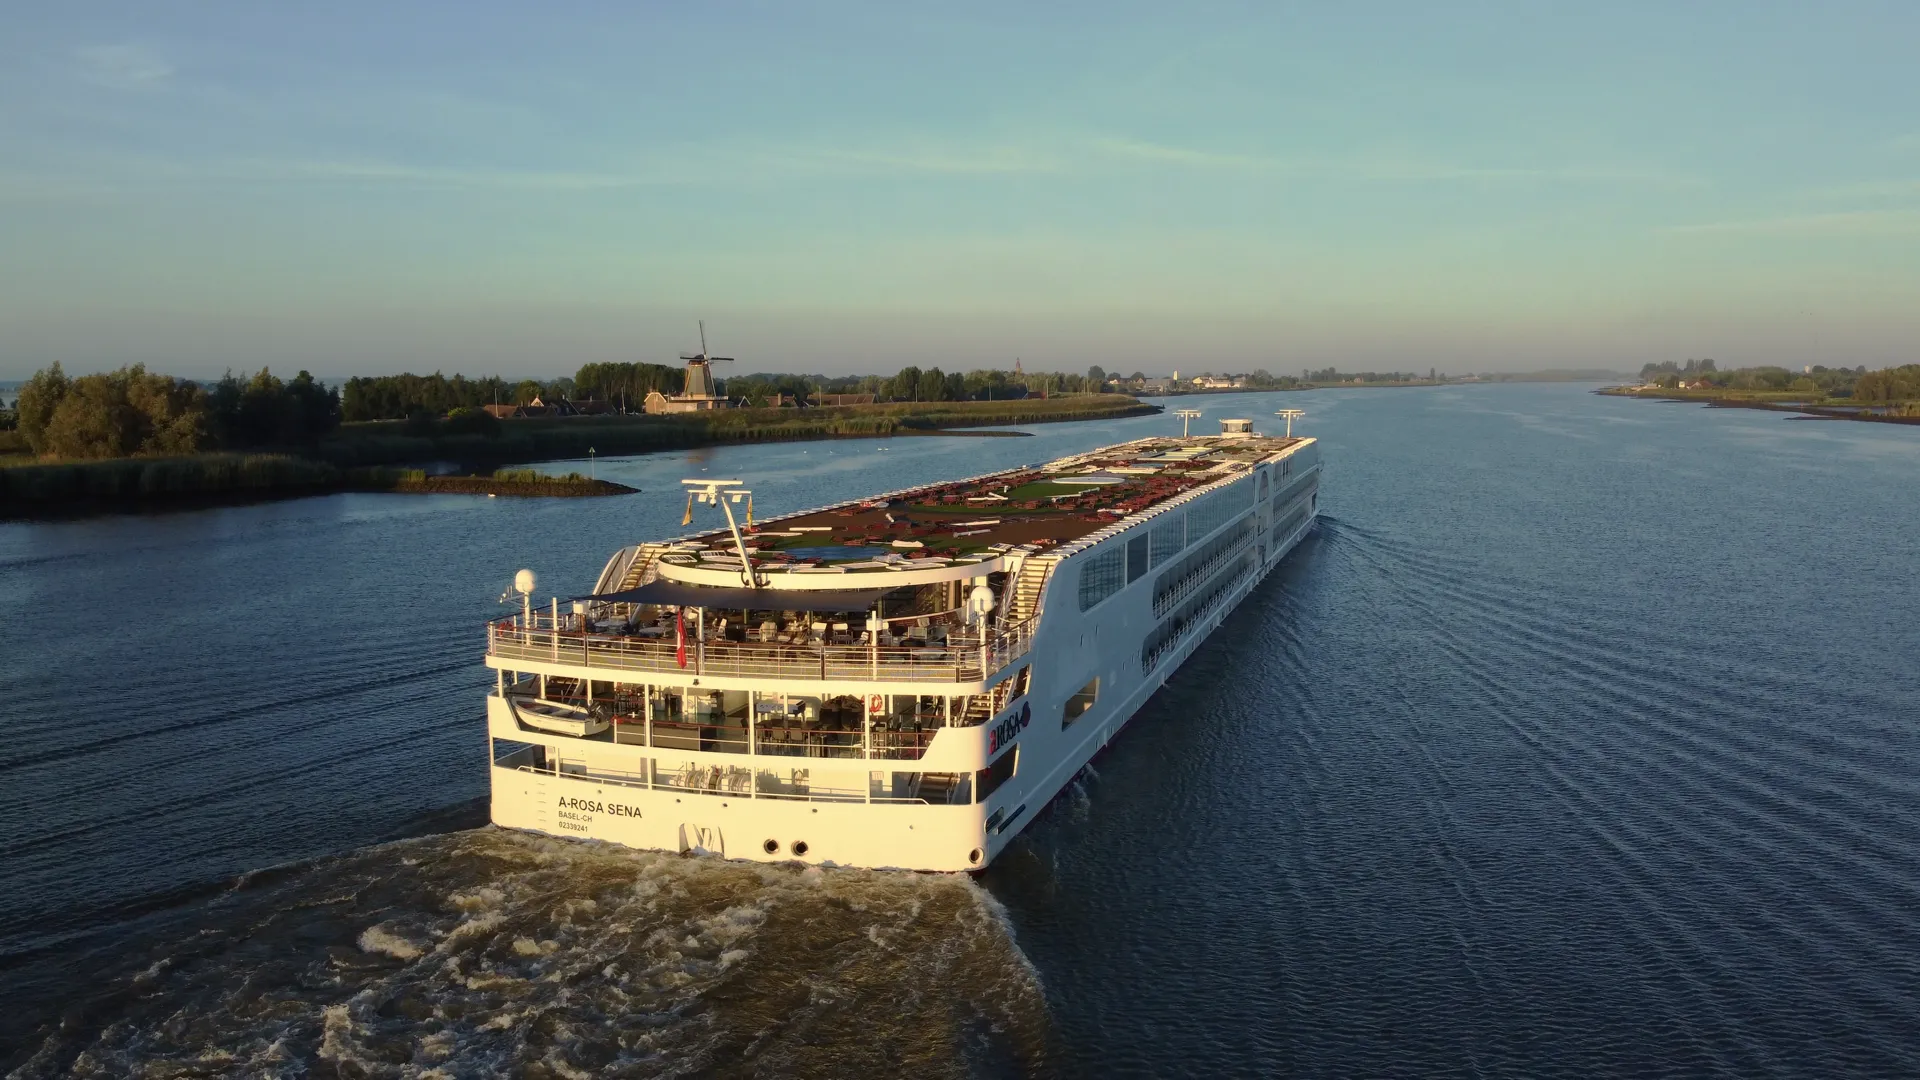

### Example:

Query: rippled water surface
xmin=3 ymin=385 xmax=1918 ymax=1076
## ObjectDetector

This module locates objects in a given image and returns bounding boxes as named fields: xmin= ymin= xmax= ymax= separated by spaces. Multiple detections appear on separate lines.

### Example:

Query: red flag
xmin=675 ymin=607 xmax=688 ymax=669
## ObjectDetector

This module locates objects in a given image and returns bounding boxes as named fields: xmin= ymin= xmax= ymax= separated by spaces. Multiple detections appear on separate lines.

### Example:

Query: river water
xmin=2 ymin=385 xmax=1917 ymax=1077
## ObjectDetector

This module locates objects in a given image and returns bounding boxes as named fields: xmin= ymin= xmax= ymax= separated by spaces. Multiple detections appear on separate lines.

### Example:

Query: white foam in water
xmin=6 ymin=829 xmax=1051 ymax=1078
xmin=356 ymin=922 xmax=424 ymax=960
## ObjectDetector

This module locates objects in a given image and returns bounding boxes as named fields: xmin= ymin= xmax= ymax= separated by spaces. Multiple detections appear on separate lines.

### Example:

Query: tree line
xmin=333 ymin=362 xmax=1149 ymax=417
xmin=10 ymin=364 xmax=340 ymax=460
xmin=730 ymin=364 xmax=1144 ymax=405
xmin=1639 ymin=359 xmax=1876 ymax=395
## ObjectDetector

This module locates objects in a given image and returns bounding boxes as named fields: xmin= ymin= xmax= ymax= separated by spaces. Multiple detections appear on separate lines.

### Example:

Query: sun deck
xmin=658 ymin=433 xmax=1303 ymax=573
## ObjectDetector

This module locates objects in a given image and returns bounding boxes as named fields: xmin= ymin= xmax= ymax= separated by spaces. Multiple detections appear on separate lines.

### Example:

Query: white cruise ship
xmin=484 ymin=417 xmax=1320 ymax=871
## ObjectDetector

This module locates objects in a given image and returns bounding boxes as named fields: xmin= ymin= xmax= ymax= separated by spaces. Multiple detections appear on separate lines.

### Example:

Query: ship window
xmin=977 ymin=748 xmax=1017 ymax=802
xmin=1272 ymin=503 xmax=1310 ymax=545
xmin=1126 ymin=535 xmax=1149 ymax=583
xmin=492 ymin=739 xmax=543 ymax=770
xmin=1062 ymin=678 xmax=1098 ymax=728
xmin=1010 ymin=665 xmax=1031 ymax=699
xmin=1186 ymin=490 xmax=1235 ymax=541
xmin=1078 ymin=547 xmax=1125 ymax=611
xmin=1149 ymin=513 xmax=1186 ymax=568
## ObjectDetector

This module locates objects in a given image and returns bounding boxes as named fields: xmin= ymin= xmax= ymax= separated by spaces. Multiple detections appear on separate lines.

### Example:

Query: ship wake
xmin=7 ymin=829 xmax=1048 ymax=1079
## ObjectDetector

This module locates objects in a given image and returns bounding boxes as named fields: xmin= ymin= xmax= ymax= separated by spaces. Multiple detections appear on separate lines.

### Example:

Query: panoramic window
xmin=1150 ymin=512 xmax=1186 ymax=567
xmin=1127 ymin=535 xmax=1149 ymax=583
xmin=1186 ymin=489 xmax=1242 ymax=541
xmin=1078 ymin=547 xmax=1125 ymax=611
xmin=1062 ymin=678 xmax=1098 ymax=728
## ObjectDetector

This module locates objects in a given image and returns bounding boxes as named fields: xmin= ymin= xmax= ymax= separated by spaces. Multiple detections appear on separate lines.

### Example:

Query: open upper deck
xmin=659 ymin=431 xmax=1305 ymax=580
xmin=486 ymin=427 xmax=1314 ymax=692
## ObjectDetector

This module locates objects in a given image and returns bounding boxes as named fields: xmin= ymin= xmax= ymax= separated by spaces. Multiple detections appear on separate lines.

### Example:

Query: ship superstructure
xmin=484 ymin=418 xmax=1321 ymax=870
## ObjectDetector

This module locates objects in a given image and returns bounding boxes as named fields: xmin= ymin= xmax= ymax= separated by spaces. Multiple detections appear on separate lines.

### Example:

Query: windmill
xmin=678 ymin=320 xmax=734 ymax=400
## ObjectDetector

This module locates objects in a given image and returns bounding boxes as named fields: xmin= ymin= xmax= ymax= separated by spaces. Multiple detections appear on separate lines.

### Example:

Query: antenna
xmin=1275 ymin=409 xmax=1305 ymax=438
xmin=1173 ymin=408 xmax=1203 ymax=438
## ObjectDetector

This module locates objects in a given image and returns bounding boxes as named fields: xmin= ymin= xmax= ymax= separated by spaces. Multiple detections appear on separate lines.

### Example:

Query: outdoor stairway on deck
xmin=1005 ymin=556 xmax=1056 ymax=623
xmin=960 ymin=696 xmax=996 ymax=726
xmin=605 ymin=543 xmax=671 ymax=594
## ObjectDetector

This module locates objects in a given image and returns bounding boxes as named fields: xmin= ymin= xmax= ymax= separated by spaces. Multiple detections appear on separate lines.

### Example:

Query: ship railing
xmin=1141 ymin=558 xmax=1257 ymax=674
xmin=507 ymin=695 xmax=947 ymax=761
xmin=488 ymin=614 xmax=1037 ymax=685
xmin=1151 ymin=524 xmax=1256 ymax=618
xmin=509 ymin=762 xmax=933 ymax=805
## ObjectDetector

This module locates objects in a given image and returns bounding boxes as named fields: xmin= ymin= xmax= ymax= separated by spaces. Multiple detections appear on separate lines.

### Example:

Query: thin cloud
xmin=1094 ymin=138 xmax=1266 ymax=169
xmin=1092 ymin=136 xmax=1700 ymax=187
xmin=242 ymin=159 xmax=668 ymax=191
xmin=74 ymin=44 xmax=174 ymax=90
xmin=1662 ymin=210 xmax=1920 ymax=235
xmin=760 ymin=143 xmax=1063 ymax=175
xmin=0 ymin=156 xmax=694 ymax=195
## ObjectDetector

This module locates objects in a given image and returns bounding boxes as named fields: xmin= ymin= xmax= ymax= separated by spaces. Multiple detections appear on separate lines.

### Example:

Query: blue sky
xmin=3 ymin=2 xmax=1916 ymax=379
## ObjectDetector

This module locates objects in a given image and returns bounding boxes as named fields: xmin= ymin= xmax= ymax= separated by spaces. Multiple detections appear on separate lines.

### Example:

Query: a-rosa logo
xmin=988 ymin=701 xmax=1031 ymax=755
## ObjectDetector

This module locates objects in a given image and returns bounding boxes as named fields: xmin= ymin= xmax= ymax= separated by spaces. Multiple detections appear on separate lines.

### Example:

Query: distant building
xmin=643 ymin=352 xmax=733 ymax=415
xmin=815 ymin=393 xmax=877 ymax=407
xmin=485 ymin=397 xmax=609 ymax=419
xmin=644 ymin=389 xmax=727 ymax=414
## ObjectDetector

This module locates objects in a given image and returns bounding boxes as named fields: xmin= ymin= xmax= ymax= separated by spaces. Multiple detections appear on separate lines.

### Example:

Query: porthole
xmin=968 ymin=848 xmax=984 ymax=866
xmin=763 ymin=838 xmax=779 ymax=855
xmin=791 ymin=840 xmax=810 ymax=857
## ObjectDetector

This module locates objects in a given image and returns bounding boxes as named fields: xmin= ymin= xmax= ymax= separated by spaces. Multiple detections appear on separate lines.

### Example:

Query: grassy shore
xmin=313 ymin=394 xmax=1157 ymax=467
xmin=1596 ymin=386 xmax=1920 ymax=423
xmin=0 ymin=457 xmax=634 ymax=516
xmin=0 ymin=394 xmax=1155 ymax=515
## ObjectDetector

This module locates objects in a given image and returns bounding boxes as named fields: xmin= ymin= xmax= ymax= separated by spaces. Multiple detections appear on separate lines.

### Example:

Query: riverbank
xmin=0 ymin=395 xmax=1153 ymax=516
xmin=316 ymin=395 xmax=1156 ymax=468
xmin=0 ymin=457 xmax=635 ymax=518
xmin=1596 ymin=386 xmax=1920 ymax=425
